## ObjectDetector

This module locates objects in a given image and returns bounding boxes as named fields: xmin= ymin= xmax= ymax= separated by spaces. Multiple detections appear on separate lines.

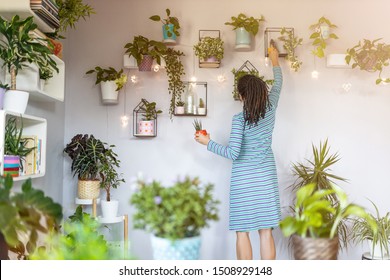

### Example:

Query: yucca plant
xmin=352 ymin=200 xmax=390 ymax=259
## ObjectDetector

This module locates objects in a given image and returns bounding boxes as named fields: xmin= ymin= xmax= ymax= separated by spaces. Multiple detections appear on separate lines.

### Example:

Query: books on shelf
xmin=30 ymin=0 xmax=60 ymax=29
xmin=20 ymin=135 xmax=42 ymax=176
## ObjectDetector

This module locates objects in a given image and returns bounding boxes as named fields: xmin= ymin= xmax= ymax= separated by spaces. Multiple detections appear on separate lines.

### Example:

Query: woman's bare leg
xmin=236 ymin=231 xmax=253 ymax=260
xmin=258 ymin=229 xmax=276 ymax=260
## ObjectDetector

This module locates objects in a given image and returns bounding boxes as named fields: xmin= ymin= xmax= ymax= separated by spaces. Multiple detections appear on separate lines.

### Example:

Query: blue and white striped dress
xmin=207 ymin=66 xmax=283 ymax=231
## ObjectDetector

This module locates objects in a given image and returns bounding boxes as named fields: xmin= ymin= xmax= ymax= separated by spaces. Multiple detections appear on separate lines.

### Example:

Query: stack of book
xmin=30 ymin=0 xmax=60 ymax=30
xmin=20 ymin=135 xmax=43 ymax=176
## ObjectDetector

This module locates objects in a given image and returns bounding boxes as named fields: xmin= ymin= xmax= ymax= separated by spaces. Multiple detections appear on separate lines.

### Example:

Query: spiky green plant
xmin=192 ymin=119 xmax=202 ymax=131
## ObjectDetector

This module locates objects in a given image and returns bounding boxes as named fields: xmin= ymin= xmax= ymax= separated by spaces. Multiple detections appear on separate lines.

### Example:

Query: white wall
xmin=63 ymin=0 xmax=390 ymax=260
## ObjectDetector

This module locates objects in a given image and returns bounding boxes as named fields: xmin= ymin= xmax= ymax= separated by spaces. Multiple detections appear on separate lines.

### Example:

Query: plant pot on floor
xmin=151 ymin=235 xmax=201 ymax=260
xmin=292 ymin=235 xmax=339 ymax=260
xmin=101 ymin=199 xmax=119 ymax=218
xmin=3 ymin=90 xmax=29 ymax=114
xmin=138 ymin=55 xmax=154 ymax=71
xmin=368 ymin=240 xmax=390 ymax=259
xmin=100 ymin=81 xmax=119 ymax=104
xmin=77 ymin=179 xmax=100 ymax=199
xmin=235 ymin=27 xmax=251 ymax=50
xmin=3 ymin=155 xmax=20 ymax=177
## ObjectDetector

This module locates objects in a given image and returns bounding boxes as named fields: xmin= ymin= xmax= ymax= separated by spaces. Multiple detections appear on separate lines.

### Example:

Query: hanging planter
xmin=100 ymin=81 xmax=119 ymax=104
xmin=133 ymin=98 xmax=162 ymax=137
xmin=138 ymin=55 xmax=154 ymax=71
xmin=149 ymin=9 xmax=181 ymax=45
xmin=194 ymin=30 xmax=224 ymax=68
xmin=309 ymin=16 xmax=338 ymax=58
xmin=235 ymin=27 xmax=251 ymax=50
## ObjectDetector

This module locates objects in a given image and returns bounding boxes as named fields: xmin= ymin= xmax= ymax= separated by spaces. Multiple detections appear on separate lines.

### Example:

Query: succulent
xmin=193 ymin=119 xmax=202 ymax=131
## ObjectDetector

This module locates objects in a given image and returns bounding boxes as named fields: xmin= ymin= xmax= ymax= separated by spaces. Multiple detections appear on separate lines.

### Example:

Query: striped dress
xmin=207 ymin=66 xmax=283 ymax=231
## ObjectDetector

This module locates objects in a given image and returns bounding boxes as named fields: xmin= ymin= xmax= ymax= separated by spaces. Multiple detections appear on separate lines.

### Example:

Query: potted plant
xmin=231 ymin=67 xmax=273 ymax=100
xmin=346 ymin=38 xmax=390 ymax=85
xmin=197 ymin=98 xmax=206 ymax=115
xmin=0 ymin=15 xmax=58 ymax=114
xmin=279 ymin=183 xmax=376 ymax=260
xmin=63 ymin=134 xmax=105 ymax=199
xmin=0 ymin=175 xmax=62 ymax=260
xmin=98 ymin=144 xmax=125 ymax=218
xmin=193 ymin=119 xmax=207 ymax=136
xmin=124 ymin=35 xmax=167 ymax=71
xmin=3 ymin=116 xmax=36 ymax=177
xmin=193 ymin=36 xmax=224 ymax=67
xmin=149 ymin=8 xmax=180 ymax=44
xmin=351 ymin=200 xmax=390 ymax=259
xmin=130 ymin=176 xmax=220 ymax=260
xmin=85 ymin=66 xmax=128 ymax=104
xmin=175 ymin=100 xmax=185 ymax=115
xmin=137 ymin=98 xmax=162 ymax=136
xmin=309 ymin=16 xmax=338 ymax=58
xmin=278 ymin=27 xmax=303 ymax=72
xmin=225 ymin=13 xmax=265 ymax=50
xmin=163 ymin=47 xmax=185 ymax=118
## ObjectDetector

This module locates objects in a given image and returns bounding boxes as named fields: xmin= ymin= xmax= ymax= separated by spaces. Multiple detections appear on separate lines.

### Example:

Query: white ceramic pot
xmin=100 ymin=81 xmax=119 ymax=104
xmin=235 ymin=27 xmax=251 ymax=50
xmin=3 ymin=90 xmax=30 ymax=114
xmin=197 ymin=107 xmax=206 ymax=115
xmin=368 ymin=240 xmax=390 ymax=259
xmin=101 ymin=199 xmax=119 ymax=218
xmin=175 ymin=106 xmax=185 ymax=114
xmin=138 ymin=120 xmax=155 ymax=135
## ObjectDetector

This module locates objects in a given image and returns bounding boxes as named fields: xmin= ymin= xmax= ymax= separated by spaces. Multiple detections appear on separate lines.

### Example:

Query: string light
xmin=264 ymin=57 xmax=270 ymax=67
xmin=121 ymin=115 xmax=129 ymax=127
xmin=190 ymin=76 xmax=197 ymax=82
xmin=153 ymin=64 xmax=160 ymax=72
xmin=217 ymin=74 xmax=226 ymax=83
xmin=311 ymin=70 xmax=319 ymax=79
xmin=130 ymin=75 xmax=138 ymax=84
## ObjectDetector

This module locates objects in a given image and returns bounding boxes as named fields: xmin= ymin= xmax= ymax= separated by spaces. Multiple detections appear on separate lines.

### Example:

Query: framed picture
xmin=264 ymin=27 xmax=294 ymax=57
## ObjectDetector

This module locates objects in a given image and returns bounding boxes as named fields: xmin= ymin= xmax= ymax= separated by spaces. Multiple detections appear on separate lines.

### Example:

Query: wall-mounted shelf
xmin=0 ymin=110 xmax=47 ymax=180
xmin=174 ymin=81 xmax=208 ymax=117
xmin=0 ymin=0 xmax=56 ymax=33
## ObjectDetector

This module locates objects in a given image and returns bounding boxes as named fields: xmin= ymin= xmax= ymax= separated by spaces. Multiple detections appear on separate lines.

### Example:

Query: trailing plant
xmin=346 ymin=38 xmax=390 ymax=85
xmin=225 ymin=13 xmax=265 ymax=36
xmin=139 ymin=98 xmax=162 ymax=121
xmin=149 ymin=8 xmax=180 ymax=37
xmin=130 ymin=176 xmax=219 ymax=241
xmin=124 ymin=35 xmax=167 ymax=66
xmin=0 ymin=175 xmax=63 ymax=260
xmin=163 ymin=47 xmax=185 ymax=119
xmin=309 ymin=16 xmax=338 ymax=58
xmin=194 ymin=37 xmax=224 ymax=61
xmin=278 ymin=27 xmax=303 ymax=72
xmin=231 ymin=68 xmax=273 ymax=100
xmin=86 ymin=66 xmax=127 ymax=91
xmin=0 ymin=15 xmax=58 ymax=90
xmin=351 ymin=200 xmax=390 ymax=258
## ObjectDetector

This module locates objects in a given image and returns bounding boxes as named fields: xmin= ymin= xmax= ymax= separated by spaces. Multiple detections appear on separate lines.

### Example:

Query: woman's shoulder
xmin=233 ymin=111 xmax=244 ymax=120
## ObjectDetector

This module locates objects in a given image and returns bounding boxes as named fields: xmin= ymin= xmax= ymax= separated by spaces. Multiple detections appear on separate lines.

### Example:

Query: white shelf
xmin=0 ymin=0 xmax=55 ymax=33
xmin=0 ymin=110 xmax=47 ymax=180
xmin=97 ymin=215 xmax=125 ymax=224
xmin=75 ymin=198 xmax=101 ymax=205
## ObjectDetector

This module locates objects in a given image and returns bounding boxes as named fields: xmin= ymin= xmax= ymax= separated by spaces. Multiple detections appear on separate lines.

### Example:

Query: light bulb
xmin=130 ymin=75 xmax=138 ymax=84
xmin=311 ymin=70 xmax=319 ymax=79
xmin=190 ymin=76 xmax=197 ymax=82
xmin=217 ymin=74 xmax=226 ymax=83
xmin=153 ymin=64 xmax=160 ymax=72
xmin=121 ymin=115 xmax=129 ymax=127
xmin=342 ymin=83 xmax=352 ymax=92
xmin=264 ymin=57 xmax=270 ymax=67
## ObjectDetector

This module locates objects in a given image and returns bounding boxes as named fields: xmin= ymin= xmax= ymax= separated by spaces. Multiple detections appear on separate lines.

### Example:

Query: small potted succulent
xmin=124 ymin=35 xmax=167 ymax=71
xmin=309 ymin=16 xmax=338 ymax=58
xmin=193 ymin=36 xmax=224 ymax=67
xmin=225 ymin=13 xmax=265 ymax=50
xmin=149 ymin=8 xmax=180 ymax=44
xmin=85 ymin=66 xmax=127 ymax=104
xmin=175 ymin=100 xmax=185 ymax=115
xmin=137 ymin=98 xmax=162 ymax=136
xmin=193 ymin=119 xmax=207 ymax=136
xmin=197 ymin=98 xmax=206 ymax=115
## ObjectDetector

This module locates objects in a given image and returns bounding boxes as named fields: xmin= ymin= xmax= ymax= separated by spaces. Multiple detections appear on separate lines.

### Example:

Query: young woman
xmin=195 ymin=46 xmax=282 ymax=260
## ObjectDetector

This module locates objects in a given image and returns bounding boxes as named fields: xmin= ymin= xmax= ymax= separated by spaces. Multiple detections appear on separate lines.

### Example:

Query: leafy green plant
xmin=0 ymin=15 xmax=58 ymax=90
xmin=139 ymin=99 xmax=162 ymax=121
xmin=346 ymin=38 xmax=390 ymax=85
xmin=199 ymin=98 xmax=205 ymax=108
xmin=309 ymin=16 xmax=338 ymax=58
xmin=278 ymin=27 xmax=303 ymax=72
xmin=0 ymin=82 xmax=10 ymax=90
xmin=124 ymin=35 xmax=167 ymax=66
xmin=163 ymin=47 xmax=185 ymax=119
xmin=130 ymin=176 xmax=219 ymax=241
xmin=231 ymin=68 xmax=273 ymax=100
xmin=85 ymin=66 xmax=127 ymax=91
xmin=193 ymin=37 xmax=224 ymax=61
xmin=225 ymin=13 xmax=265 ymax=36
xmin=56 ymin=0 xmax=95 ymax=32
xmin=149 ymin=8 xmax=180 ymax=37
xmin=176 ymin=100 xmax=185 ymax=107
xmin=39 ymin=67 xmax=54 ymax=81
xmin=280 ymin=183 xmax=376 ymax=240
xmin=352 ymin=200 xmax=390 ymax=258
xmin=0 ymin=175 xmax=63 ymax=259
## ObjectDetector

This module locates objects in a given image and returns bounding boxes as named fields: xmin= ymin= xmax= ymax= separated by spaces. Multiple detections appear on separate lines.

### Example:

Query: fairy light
xmin=121 ymin=115 xmax=129 ymax=127
xmin=130 ymin=75 xmax=138 ymax=84
xmin=153 ymin=64 xmax=160 ymax=72
xmin=264 ymin=57 xmax=270 ymax=67
xmin=190 ymin=76 xmax=197 ymax=82
xmin=217 ymin=74 xmax=226 ymax=83
xmin=311 ymin=70 xmax=319 ymax=79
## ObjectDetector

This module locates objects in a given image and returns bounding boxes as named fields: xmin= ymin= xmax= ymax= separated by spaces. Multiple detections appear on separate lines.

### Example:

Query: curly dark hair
xmin=237 ymin=74 xmax=270 ymax=126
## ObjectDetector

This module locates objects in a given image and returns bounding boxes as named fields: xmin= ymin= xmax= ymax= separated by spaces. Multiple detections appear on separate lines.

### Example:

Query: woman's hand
xmin=268 ymin=45 xmax=279 ymax=66
xmin=195 ymin=132 xmax=210 ymax=146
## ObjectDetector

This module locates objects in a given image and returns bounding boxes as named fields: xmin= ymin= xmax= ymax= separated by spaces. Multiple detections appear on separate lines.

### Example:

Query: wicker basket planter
xmin=292 ymin=235 xmax=339 ymax=260
xmin=77 ymin=179 xmax=100 ymax=199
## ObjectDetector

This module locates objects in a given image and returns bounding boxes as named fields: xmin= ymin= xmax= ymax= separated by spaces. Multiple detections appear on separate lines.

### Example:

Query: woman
xmin=195 ymin=46 xmax=282 ymax=260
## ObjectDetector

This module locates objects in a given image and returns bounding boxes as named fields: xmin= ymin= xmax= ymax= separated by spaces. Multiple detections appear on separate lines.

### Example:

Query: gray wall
xmin=62 ymin=0 xmax=390 ymax=259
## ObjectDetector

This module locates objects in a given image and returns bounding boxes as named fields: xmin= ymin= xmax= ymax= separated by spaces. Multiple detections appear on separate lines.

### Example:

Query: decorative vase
xmin=292 ymin=235 xmax=339 ymax=260
xmin=235 ymin=27 xmax=251 ymax=50
xmin=175 ymin=106 xmax=185 ymax=114
xmin=77 ymin=179 xmax=100 ymax=199
xmin=162 ymin=24 xmax=177 ymax=44
xmin=100 ymin=81 xmax=119 ymax=104
xmin=185 ymin=83 xmax=197 ymax=114
xmin=101 ymin=199 xmax=119 ymax=218
xmin=138 ymin=120 xmax=155 ymax=135
xmin=138 ymin=55 xmax=154 ymax=71
xmin=3 ymin=155 xmax=20 ymax=177
xmin=3 ymin=90 xmax=29 ymax=114
xmin=151 ymin=235 xmax=201 ymax=260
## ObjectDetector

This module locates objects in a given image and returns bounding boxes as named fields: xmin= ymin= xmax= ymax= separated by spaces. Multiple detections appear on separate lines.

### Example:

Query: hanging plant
xmin=309 ymin=16 xmax=338 ymax=58
xmin=346 ymin=38 xmax=390 ymax=85
xmin=231 ymin=67 xmax=273 ymax=100
xmin=278 ymin=27 xmax=303 ymax=72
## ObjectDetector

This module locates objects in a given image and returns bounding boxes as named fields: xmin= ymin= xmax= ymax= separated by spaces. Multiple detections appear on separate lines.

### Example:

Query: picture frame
xmin=264 ymin=27 xmax=294 ymax=57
